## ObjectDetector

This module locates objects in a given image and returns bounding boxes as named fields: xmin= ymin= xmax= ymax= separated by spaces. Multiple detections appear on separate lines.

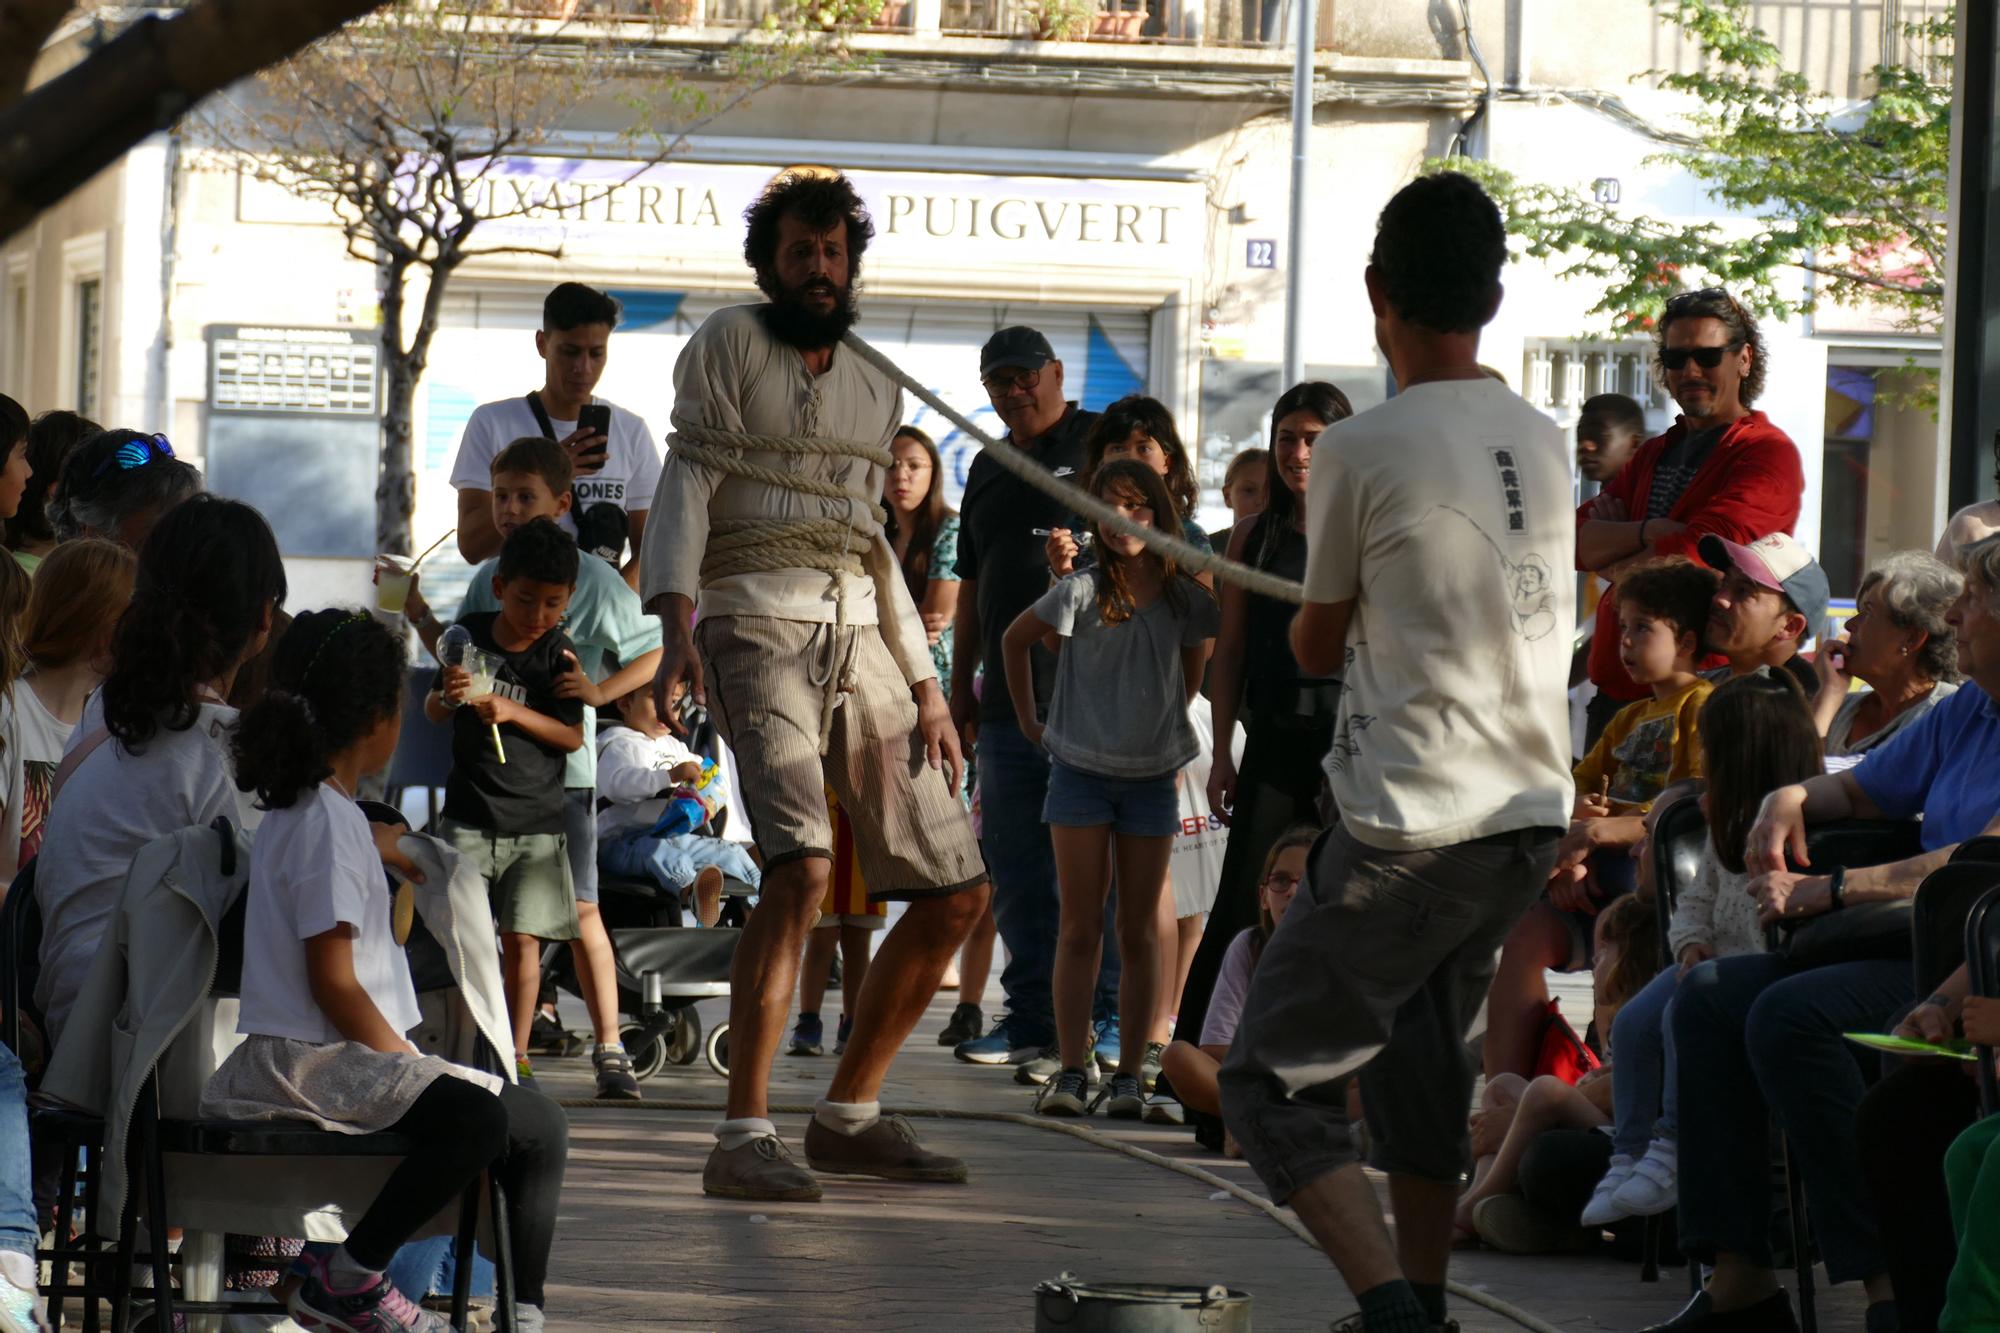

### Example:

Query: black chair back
xmin=1913 ymin=862 xmax=2000 ymax=996
xmin=0 ymin=859 xmax=41 ymax=1058
xmin=1796 ymin=819 xmax=1924 ymax=875
xmin=1963 ymin=885 xmax=2000 ymax=1114
xmin=1954 ymin=836 xmax=2000 ymax=866
xmin=1650 ymin=794 xmax=1707 ymax=968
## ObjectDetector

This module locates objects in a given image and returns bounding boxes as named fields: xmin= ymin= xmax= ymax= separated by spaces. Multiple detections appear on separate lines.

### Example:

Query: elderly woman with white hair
xmin=1813 ymin=550 xmax=1962 ymax=762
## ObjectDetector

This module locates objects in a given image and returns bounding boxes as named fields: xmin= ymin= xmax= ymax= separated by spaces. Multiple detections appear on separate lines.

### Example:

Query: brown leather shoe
xmin=804 ymin=1114 xmax=969 ymax=1183
xmin=702 ymin=1134 xmax=823 ymax=1202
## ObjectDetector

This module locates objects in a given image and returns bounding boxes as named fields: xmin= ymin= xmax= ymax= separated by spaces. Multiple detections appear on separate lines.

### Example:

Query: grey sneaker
xmin=1139 ymin=1041 xmax=1166 ymax=1095
xmin=1095 ymin=1071 xmax=1144 ymax=1120
xmin=1035 ymin=1066 xmax=1092 ymax=1116
xmin=1014 ymin=1041 xmax=1099 ymax=1087
xmin=1470 ymin=1194 xmax=1598 ymax=1255
xmin=804 ymin=1114 xmax=969 ymax=1183
xmin=702 ymin=1133 xmax=823 ymax=1202
xmin=1141 ymin=1094 xmax=1184 ymax=1125
xmin=592 ymin=1046 xmax=642 ymax=1100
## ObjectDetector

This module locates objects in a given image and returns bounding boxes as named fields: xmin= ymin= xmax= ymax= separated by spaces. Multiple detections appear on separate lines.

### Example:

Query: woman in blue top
xmin=1642 ymin=533 xmax=2000 ymax=1333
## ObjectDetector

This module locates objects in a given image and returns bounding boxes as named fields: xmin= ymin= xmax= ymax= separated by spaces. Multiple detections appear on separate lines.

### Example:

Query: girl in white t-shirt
xmin=205 ymin=609 xmax=568 ymax=1333
xmin=1159 ymin=827 xmax=1313 ymax=1134
xmin=34 ymin=496 xmax=280 ymax=1046
xmin=0 ymin=539 xmax=133 ymax=882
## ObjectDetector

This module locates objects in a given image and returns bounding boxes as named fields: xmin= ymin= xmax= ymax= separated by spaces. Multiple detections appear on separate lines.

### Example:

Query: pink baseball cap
xmin=1699 ymin=532 xmax=1830 ymax=634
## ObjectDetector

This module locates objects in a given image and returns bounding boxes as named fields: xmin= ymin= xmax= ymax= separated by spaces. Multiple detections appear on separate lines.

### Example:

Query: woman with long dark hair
xmin=881 ymin=424 xmax=961 ymax=683
xmin=1176 ymin=380 xmax=1353 ymax=1064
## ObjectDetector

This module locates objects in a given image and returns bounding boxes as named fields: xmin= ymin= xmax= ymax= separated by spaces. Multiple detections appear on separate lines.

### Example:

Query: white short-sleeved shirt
xmin=1200 ymin=928 xmax=1259 ymax=1048
xmin=35 ymin=700 xmax=263 ymax=1043
xmin=1303 ymin=379 xmax=1575 ymax=851
xmin=237 ymin=783 xmax=421 ymax=1044
xmin=448 ymin=396 xmax=664 ymax=531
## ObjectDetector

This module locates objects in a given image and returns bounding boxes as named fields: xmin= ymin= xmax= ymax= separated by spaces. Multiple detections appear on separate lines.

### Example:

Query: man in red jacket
xmin=1574 ymin=289 xmax=1804 ymax=749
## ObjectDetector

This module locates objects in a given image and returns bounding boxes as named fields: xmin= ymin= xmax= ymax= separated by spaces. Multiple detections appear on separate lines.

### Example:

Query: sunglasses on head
xmin=90 ymin=433 xmax=174 ymax=479
xmin=1659 ymin=343 xmax=1742 ymax=372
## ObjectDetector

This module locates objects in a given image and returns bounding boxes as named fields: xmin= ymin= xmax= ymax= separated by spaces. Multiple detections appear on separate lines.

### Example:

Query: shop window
xmin=73 ymin=276 xmax=101 ymax=419
xmin=1821 ymin=366 xmax=1875 ymax=600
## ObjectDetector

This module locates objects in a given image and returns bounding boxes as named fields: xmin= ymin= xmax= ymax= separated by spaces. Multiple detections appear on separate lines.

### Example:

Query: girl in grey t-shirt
xmin=999 ymin=460 xmax=1220 ymax=1121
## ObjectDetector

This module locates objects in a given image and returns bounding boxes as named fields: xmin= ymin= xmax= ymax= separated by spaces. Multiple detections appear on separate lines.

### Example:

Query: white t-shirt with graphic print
xmin=1302 ymin=378 xmax=1575 ymax=852
xmin=448 ymin=395 xmax=664 ymax=531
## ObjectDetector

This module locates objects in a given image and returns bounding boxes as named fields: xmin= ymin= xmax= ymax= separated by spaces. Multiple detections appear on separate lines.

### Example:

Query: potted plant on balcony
xmin=1024 ymin=0 xmax=1093 ymax=39
xmin=1090 ymin=3 xmax=1143 ymax=37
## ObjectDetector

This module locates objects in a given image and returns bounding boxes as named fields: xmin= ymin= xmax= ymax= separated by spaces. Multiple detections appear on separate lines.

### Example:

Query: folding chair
xmin=1639 ymin=793 xmax=1705 ymax=1286
xmin=1964 ymin=885 xmax=2000 ymax=1116
xmin=1 ymin=862 xmax=115 ymax=1333
xmin=116 ymin=814 xmax=522 ymax=1333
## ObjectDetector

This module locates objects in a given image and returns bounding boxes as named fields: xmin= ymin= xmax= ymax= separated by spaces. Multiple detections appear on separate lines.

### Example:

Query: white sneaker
xmin=1579 ymin=1153 xmax=1637 ymax=1227
xmin=1611 ymin=1137 xmax=1679 ymax=1217
xmin=0 ymin=1250 xmax=50 ymax=1333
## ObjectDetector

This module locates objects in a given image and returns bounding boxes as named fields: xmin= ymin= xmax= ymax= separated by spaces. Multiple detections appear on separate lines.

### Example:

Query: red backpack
xmin=1531 ymin=998 xmax=1601 ymax=1084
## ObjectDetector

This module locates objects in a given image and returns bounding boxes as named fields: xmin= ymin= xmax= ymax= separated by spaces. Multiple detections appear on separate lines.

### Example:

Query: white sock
xmin=715 ymin=1116 xmax=777 ymax=1152
xmin=327 ymin=1244 xmax=380 ymax=1286
xmin=813 ymin=1098 xmax=881 ymax=1137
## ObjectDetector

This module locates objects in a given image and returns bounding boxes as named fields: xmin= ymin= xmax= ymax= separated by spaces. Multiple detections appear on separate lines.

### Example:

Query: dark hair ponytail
xmin=234 ymin=609 xmax=407 ymax=809
xmin=102 ymin=495 xmax=287 ymax=748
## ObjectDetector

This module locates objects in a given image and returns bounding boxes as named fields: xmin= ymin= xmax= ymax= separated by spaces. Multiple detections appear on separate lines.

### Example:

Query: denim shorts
xmin=1042 ymin=759 xmax=1181 ymax=837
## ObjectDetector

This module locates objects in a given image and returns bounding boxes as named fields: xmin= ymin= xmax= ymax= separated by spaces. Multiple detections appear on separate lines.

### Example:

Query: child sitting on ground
xmin=208 ymin=609 xmax=568 ymax=1333
xmin=1486 ymin=557 xmax=1719 ymax=1082
xmin=424 ymin=518 xmax=585 ymax=1082
xmin=596 ymin=678 xmax=761 ymax=926
xmin=1580 ymin=672 xmax=1821 ymax=1226
xmin=406 ymin=436 xmax=663 ymax=1100
xmin=1159 ymin=825 xmax=1314 ymax=1131
xmin=1457 ymin=892 xmax=1659 ymax=1250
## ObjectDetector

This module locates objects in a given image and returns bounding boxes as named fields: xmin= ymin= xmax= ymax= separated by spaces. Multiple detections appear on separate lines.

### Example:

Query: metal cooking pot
xmin=1034 ymin=1273 xmax=1252 ymax=1331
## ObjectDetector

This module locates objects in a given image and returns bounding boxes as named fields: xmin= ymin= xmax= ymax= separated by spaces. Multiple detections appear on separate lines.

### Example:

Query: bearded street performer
xmin=643 ymin=170 xmax=990 ymax=1202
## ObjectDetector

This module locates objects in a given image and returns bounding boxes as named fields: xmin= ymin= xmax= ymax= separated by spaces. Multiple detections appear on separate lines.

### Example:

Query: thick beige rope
xmin=839 ymin=333 xmax=1309 ymax=605
xmin=667 ymin=423 xmax=894 ymax=754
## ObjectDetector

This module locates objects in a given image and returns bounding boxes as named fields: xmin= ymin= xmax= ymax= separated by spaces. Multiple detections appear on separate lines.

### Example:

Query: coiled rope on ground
xmin=556 ymin=1096 xmax=1562 ymax=1333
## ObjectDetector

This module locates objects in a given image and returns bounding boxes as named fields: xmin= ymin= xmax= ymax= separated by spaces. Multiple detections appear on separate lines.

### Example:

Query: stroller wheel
xmin=618 ymin=1023 xmax=670 ymax=1081
xmin=705 ymin=1022 xmax=731 ymax=1078
xmin=665 ymin=1007 xmax=704 ymax=1066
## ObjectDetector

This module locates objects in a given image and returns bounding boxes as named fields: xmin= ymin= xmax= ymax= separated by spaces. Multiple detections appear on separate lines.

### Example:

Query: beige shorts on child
xmin=697 ymin=614 xmax=986 ymax=901
xmin=441 ymin=820 xmax=579 ymax=941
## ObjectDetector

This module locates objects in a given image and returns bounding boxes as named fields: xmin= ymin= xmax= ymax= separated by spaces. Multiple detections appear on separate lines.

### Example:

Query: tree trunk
xmin=376 ymin=254 xmax=415 ymax=558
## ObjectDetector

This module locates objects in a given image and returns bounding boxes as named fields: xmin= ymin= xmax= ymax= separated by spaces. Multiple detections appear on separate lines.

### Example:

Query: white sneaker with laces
xmin=1610 ymin=1137 xmax=1679 ymax=1217
xmin=0 ymin=1250 xmax=48 ymax=1333
xmin=1579 ymin=1153 xmax=1637 ymax=1227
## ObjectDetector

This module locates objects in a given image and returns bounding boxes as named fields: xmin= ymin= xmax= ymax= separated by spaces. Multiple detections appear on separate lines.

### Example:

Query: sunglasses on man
xmin=1659 ymin=343 xmax=1743 ymax=372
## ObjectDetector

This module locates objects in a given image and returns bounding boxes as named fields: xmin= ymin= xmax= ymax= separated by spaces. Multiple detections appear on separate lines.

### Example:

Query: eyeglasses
xmin=1263 ymin=873 xmax=1302 ymax=893
xmin=982 ymin=367 xmax=1042 ymax=397
xmin=90 ymin=433 xmax=174 ymax=479
xmin=1659 ymin=343 xmax=1743 ymax=372
xmin=1665 ymin=286 xmax=1735 ymax=311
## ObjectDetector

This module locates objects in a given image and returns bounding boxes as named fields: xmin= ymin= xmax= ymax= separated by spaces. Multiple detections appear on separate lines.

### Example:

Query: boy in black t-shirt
xmin=424 ymin=517 xmax=586 ymax=1075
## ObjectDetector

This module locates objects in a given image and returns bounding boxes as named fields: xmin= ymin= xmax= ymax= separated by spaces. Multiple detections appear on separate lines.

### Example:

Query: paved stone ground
xmin=533 ymin=986 xmax=1872 ymax=1332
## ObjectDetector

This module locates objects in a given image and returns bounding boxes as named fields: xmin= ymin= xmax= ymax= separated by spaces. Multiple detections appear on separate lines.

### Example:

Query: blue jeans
xmin=1673 ymin=952 xmax=1911 ymax=1283
xmin=978 ymin=716 xmax=1119 ymax=1044
xmin=1609 ymin=965 xmax=1681 ymax=1158
xmin=386 ymin=1236 xmax=493 ymax=1302
xmin=0 ymin=1046 xmax=32 ymax=1258
xmin=600 ymin=830 xmax=763 ymax=898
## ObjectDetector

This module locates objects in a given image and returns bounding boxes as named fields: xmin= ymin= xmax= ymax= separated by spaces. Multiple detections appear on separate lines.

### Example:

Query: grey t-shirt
xmin=1826 ymin=681 xmax=1958 ymax=760
xmin=1646 ymin=425 xmax=1725 ymax=519
xmin=1033 ymin=569 xmax=1221 ymax=779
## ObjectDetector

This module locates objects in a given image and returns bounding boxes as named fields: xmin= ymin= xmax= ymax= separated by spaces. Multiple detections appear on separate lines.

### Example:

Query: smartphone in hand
xmin=575 ymin=403 xmax=612 ymax=471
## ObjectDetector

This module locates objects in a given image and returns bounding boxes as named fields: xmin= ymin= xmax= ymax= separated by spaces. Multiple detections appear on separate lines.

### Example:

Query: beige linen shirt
xmin=640 ymin=304 xmax=935 ymax=687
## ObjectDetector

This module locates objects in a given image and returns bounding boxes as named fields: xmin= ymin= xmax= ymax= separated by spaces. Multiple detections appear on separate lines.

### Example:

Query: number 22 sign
xmin=1246 ymin=239 xmax=1277 ymax=269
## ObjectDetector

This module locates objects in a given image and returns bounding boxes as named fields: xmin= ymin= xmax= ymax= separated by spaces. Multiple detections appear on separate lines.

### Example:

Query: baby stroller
xmin=544 ymin=707 xmax=756 ymax=1081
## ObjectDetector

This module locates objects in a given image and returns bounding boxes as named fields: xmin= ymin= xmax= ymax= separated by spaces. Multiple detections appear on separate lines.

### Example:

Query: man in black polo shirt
xmin=948 ymin=326 xmax=1119 ymax=1069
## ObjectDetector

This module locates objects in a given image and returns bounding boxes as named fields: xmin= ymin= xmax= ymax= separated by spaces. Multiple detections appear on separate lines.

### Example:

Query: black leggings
xmin=343 ymin=1078 xmax=568 ymax=1309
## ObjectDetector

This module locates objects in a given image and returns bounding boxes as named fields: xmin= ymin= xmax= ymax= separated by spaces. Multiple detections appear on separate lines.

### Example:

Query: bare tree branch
xmin=0 ymin=0 xmax=389 ymax=242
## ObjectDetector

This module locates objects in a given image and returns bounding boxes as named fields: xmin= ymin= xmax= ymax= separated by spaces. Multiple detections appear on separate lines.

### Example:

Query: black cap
xmin=981 ymin=326 xmax=1055 ymax=377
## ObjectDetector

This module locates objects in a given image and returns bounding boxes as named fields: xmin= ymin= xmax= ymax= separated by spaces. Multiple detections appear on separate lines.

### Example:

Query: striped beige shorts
xmin=697 ymin=615 xmax=987 ymax=900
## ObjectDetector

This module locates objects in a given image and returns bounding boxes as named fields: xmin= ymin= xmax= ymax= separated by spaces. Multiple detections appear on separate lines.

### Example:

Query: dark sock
xmin=1865 ymin=1300 xmax=1901 ymax=1333
xmin=1410 ymin=1282 xmax=1447 ymax=1327
xmin=1357 ymin=1279 xmax=1430 ymax=1333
